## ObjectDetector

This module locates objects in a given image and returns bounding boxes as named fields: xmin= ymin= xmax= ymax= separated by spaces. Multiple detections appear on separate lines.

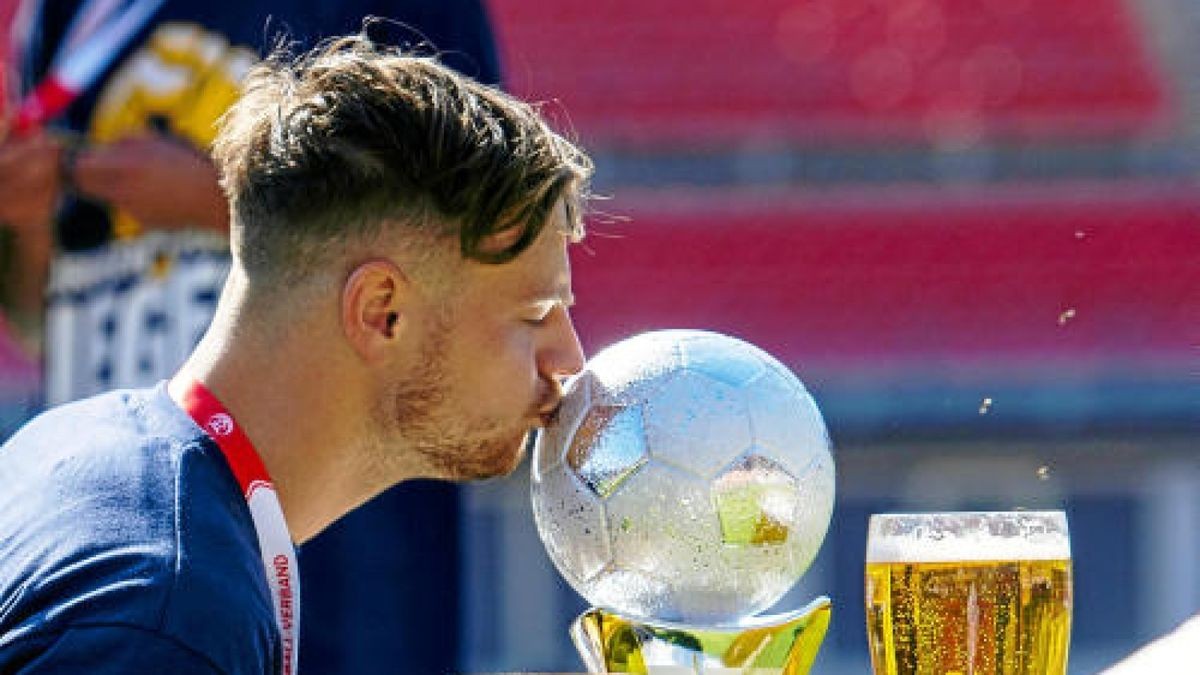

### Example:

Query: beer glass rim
xmin=866 ymin=510 xmax=1070 ymax=563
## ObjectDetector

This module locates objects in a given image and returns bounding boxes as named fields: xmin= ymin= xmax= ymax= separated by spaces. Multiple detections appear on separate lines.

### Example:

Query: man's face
xmin=379 ymin=205 xmax=585 ymax=480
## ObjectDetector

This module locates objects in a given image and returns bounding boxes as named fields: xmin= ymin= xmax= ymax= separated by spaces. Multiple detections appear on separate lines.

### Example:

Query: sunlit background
xmin=464 ymin=1 xmax=1198 ymax=672
xmin=2 ymin=0 xmax=1197 ymax=673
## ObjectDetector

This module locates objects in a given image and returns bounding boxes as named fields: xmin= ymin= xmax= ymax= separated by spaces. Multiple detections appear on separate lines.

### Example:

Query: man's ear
xmin=341 ymin=259 xmax=411 ymax=363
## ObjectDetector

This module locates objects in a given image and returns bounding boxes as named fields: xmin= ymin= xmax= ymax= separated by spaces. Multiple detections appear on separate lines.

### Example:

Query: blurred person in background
xmin=2 ymin=1 xmax=502 ymax=672
xmin=1 ymin=0 xmax=498 ymax=405
xmin=0 ymin=32 xmax=590 ymax=673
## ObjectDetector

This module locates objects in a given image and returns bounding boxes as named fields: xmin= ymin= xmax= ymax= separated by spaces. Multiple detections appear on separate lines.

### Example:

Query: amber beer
xmin=864 ymin=511 xmax=1072 ymax=675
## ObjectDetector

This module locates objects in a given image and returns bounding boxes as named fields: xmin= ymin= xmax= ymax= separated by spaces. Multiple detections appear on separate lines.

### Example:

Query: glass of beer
xmin=865 ymin=511 xmax=1072 ymax=675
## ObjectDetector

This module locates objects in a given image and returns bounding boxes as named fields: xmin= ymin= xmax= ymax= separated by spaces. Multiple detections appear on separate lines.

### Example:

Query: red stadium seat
xmin=569 ymin=182 xmax=1200 ymax=388
xmin=489 ymin=0 xmax=1170 ymax=146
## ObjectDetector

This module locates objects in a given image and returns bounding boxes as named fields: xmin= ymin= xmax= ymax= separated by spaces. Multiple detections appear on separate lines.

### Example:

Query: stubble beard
xmin=380 ymin=316 xmax=531 ymax=482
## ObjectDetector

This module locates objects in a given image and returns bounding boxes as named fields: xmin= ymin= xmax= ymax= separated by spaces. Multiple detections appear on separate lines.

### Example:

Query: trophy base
xmin=569 ymin=596 xmax=832 ymax=674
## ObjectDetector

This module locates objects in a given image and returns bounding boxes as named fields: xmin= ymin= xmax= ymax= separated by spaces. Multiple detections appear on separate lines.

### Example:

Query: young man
xmin=0 ymin=34 xmax=592 ymax=674
xmin=4 ymin=6 xmax=513 ymax=671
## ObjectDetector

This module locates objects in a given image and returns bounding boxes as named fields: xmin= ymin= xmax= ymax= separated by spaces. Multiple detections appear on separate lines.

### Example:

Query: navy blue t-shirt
xmin=0 ymin=384 xmax=279 ymax=673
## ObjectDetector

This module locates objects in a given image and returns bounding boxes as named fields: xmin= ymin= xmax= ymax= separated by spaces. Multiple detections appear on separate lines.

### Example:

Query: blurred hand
xmin=73 ymin=134 xmax=229 ymax=233
xmin=0 ymin=133 xmax=60 ymax=331
xmin=0 ymin=133 xmax=64 ymax=234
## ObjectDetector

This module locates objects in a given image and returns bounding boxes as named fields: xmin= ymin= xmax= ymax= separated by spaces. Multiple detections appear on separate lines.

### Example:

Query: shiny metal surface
xmin=570 ymin=596 xmax=832 ymax=674
xmin=532 ymin=330 xmax=836 ymax=625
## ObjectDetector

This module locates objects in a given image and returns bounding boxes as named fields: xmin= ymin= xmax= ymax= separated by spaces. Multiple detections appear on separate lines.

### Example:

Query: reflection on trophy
xmin=865 ymin=511 xmax=1073 ymax=675
xmin=531 ymin=330 xmax=838 ymax=673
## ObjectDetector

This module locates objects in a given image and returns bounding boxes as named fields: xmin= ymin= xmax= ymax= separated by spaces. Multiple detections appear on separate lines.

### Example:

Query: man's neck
xmin=168 ymin=295 xmax=383 ymax=544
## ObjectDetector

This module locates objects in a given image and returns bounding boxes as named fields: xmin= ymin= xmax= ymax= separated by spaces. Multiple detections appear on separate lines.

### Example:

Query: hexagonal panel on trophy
xmin=604 ymin=461 xmax=723 ymax=570
xmin=582 ymin=566 xmax=673 ymax=622
xmin=584 ymin=330 xmax=683 ymax=405
xmin=712 ymin=449 xmax=802 ymax=548
xmin=531 ymin=467 xmax=612 ymax=589
xmin=780 ymin=449 xmax=836 ymax=573
xmin=642 ymin=370 xmax=752 ymax=480
xmin=743 ymin=364 xmax=832 ymax=480
xmin=677 ymin=332 xmax=767 ymax=388
xmin=601 ymin=461 xmax=730 ymax=621
xmin=533 ymin=370 xmax=594 ymax=483
xmin=566 ymin=403 xmax=649 ymax=499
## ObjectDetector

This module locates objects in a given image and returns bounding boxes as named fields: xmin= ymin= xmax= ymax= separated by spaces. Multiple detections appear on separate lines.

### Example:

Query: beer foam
xmin=866 ymin=512 xmax=1070 ymax=563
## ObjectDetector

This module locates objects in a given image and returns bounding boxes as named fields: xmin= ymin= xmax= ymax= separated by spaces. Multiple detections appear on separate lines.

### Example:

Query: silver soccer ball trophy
xmin=531 ymin=330 xmax=836 ymax=674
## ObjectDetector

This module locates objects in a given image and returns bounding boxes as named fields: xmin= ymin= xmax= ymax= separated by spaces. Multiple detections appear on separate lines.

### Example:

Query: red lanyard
xmin=173 ymin=377 xmax=300 ymax=675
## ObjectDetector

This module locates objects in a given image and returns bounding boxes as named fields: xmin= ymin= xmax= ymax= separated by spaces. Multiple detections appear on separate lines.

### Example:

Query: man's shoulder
xmin=0 ymin=386 xmax=279 ymax=672
xmin=0 ymin=384 xmax=204 ymax=494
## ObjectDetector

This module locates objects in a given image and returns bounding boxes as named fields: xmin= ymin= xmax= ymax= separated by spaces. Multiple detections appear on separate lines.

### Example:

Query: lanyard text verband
xmin=173 ymin=377 xmax=300 ymax=675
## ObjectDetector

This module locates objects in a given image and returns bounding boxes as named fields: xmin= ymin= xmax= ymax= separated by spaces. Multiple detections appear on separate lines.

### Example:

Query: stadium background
xmin=2 ymin=0 xmax=1197 ymax=672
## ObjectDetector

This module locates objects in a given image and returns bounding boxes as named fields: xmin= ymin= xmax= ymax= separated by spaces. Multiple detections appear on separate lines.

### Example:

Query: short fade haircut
xmin=212 ymin=34 xmax=592 ymax=286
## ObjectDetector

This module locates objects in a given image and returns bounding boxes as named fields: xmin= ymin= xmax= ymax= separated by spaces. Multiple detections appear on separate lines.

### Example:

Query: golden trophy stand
xmin=570 ymin=596 xmax=832 ymax=674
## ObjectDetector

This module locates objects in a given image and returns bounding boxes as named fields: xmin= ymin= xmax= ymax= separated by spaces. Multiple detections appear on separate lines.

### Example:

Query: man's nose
xmin=543 ymin=309 xmax=586 ymax=381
